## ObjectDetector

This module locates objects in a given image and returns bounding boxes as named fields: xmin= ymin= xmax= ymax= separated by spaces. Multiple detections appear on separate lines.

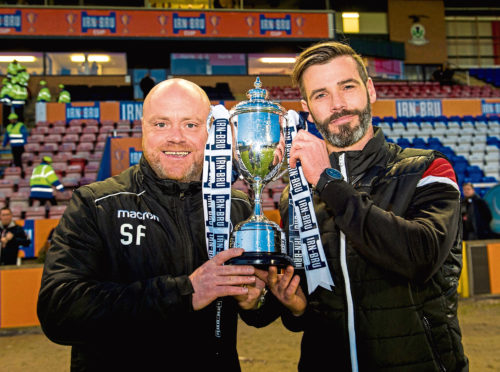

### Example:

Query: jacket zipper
xmin=176 ymin=191 xmax=192 ymax=274
xmin=338 ymin=153 xmax=359 ymax=372
xmin=422 ymin=316 xmax=447 ymax=372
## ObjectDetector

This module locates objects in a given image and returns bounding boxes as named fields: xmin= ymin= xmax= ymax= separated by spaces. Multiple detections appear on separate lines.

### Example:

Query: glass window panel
xmin=248 ymin=53 xmax=297 ymax=75
xmin=0 ymin=52 xmax=43 ymax=76
xmin=45 ymin=52 xmax=127 ymax=75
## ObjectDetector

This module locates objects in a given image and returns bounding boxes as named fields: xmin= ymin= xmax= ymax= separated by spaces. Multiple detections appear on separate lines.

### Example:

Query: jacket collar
xmin=0 ymin=221 xmax=16 ymax=229
xmin=137 ymin=156 xmax=202 ymax=196
xmin=328 ymin=126 xmax=389 ymax=178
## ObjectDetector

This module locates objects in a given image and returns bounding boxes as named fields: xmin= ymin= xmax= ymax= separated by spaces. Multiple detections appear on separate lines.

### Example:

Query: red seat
xmin=48 ymin=205 xmax=67 ymax=219
xmin=25 ymin=206 xmax=47 ymax=220
xmin=31 ymin=126 xmax=48 ymax=135
xmin=99 ymin=125 xmax=115 ymax=134
xmin=53 ymin=120 xmax=67 ymax=128
xmin=36 ymin=121 xmax=50 ymax=128
xmin=77 ymin=142 xmax=94 ymax=152
xmin=3 ymin=166 xmax=22 ymax=180
xmin=82 ymin=126 xmax=98 ymax=134
xmin=40 ymin=143 xmax=58 ymax=153
xmin=25 ymin=143 xmax=41 ymax=153
xmin=62 ymin=134 xmax=79 ymax=143
xmin=27 ymin=134 xmax=45 ymax=144
xmin=58 ymin=142 xmax=76 ymax=153
xmin=49 ymin=126 xmax=66 ymax=135
xmin=80 ymin=133 xmax=96 ymax=143
xmin=66 ymin=126 xmax=82 ymax=134
xmin=84 ymin=119 xmax=99 ymax=126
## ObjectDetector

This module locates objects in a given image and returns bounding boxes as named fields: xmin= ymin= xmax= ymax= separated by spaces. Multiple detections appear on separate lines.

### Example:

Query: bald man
xmin=37 ymin=79 xmax=266 ymax=371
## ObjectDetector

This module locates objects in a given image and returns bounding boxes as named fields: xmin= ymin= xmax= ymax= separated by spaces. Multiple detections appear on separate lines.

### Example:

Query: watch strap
xmin=314 ymin=168 xmax=343 ymax=194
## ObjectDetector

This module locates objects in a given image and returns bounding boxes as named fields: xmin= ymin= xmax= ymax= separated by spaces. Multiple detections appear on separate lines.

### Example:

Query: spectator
xmin=461 ymin=182 xmax=495 ymax=240
xmin=2 ymin=111 xmax=28 ymax=170
xmin=0 ymin=207 xmax=30 ymax=266
xmin=139 ymin=72 xmax=156 ymax=99
xmin=29 ymin=156 xmax=65 ymax=207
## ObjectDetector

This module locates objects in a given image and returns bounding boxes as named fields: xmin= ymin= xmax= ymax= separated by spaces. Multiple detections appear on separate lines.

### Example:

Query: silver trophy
xmin=227 ymin=77 xmax=293 ymax=267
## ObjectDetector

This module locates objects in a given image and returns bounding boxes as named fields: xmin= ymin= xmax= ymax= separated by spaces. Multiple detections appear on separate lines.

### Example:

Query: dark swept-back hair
xmin=292 ymin=40 xmax=369 ymax=99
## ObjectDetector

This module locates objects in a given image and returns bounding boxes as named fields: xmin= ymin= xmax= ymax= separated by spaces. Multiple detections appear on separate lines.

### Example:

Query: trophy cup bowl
xmin=227 ymin=77 xmax=293 ymax=268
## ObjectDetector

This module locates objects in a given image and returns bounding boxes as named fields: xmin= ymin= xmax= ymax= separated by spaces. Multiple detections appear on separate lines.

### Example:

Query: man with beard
xmin=256 ymin=41 xmax=468 ymax=371
xmin=37 ymin=78 xmax=268 ymax=372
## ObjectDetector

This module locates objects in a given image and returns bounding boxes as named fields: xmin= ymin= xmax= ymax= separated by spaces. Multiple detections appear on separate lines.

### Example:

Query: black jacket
xmin=461 ymin=193 xmax=494 ymax=240
xmin=279 ymin=128 xmax=468 ymax=372
xmin=37 ymin=156 xmax=255 ymax=372
xmin=0 ymin=221 xmax=30 ymax=265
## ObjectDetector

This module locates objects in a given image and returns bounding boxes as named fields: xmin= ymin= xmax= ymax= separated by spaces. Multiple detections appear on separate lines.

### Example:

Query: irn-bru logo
xmin=173 ymin=13 xmax=206 ymax=34
xmin=259 ymin=14 xmax=291 ymax=35
xmin=0 ymin=10 xmax=22 ymax=31
xmin=81 ymin=11 xmax=116 ymax=33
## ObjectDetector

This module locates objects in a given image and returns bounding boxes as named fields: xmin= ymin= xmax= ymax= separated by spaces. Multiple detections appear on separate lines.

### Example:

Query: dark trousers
xmin=29 ymin=197 xmax=57 ymax=206
xmin=11 ymin=146 xmax=24 ymax=169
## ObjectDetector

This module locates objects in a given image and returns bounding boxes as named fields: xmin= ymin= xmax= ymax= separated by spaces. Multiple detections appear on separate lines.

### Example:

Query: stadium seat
xmin=27 ymin=134 xmax=45 ymax=144
xmin=49 ymin=126 xmax=66 ymax=135
xmin=62 ymin=133 xmax=79 ymax=143
xmin=25 ymin=206 xmax=47 ymax=220
xmin=48 ymin=205 xmax=67 ymax=219
xmin=80 ymin=133 xmax=97 ymax=143
xmin=31 ymin=126 xmax=49 ymax=135
xmin=25 ymin=143 xmax=41 ymax=153
xmin=66 ymin=126 xmax=82 ymax=134
xmin=3 ymin=166 xmax=22 ymax=180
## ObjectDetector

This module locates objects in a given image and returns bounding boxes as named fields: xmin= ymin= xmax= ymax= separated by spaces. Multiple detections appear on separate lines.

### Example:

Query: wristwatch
xmin=314 ymin=168 xmax=343 ymax=194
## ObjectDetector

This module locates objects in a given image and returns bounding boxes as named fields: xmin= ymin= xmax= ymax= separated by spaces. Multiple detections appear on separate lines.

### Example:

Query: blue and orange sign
xmin=0 ymin=7 xmax=332 ymax=39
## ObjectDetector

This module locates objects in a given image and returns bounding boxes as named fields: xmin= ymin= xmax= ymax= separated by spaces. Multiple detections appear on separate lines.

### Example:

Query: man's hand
xmin=255 ymin=265 xmax=307 ymax=316
xmin=234 ymin=275 xmax=267 ymax=310
xmin=190 ymin=248 xmax=256 ymax=310
xmin=289 ymin=130 xmax=330 ymax=187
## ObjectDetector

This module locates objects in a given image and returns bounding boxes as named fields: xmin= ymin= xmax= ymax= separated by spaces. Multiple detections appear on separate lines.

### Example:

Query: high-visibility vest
xmin=37 ymin=87 xmax=51 ymax=102
xmin=58 ymin=90 xmax=71 ymax=103
xmin=5 ymin=122 xmax=27 ymax=147
xmin=30 ymin=164 xmax=65 ymax=199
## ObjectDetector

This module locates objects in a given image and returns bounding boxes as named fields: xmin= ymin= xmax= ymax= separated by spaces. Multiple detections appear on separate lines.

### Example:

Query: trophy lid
xmin=230 ymin=77 xmax=286 ymax=116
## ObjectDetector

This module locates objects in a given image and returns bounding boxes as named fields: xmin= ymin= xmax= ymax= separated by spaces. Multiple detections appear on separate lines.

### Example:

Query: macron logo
xmin=117 ymin=210 xmax=160 ymax=221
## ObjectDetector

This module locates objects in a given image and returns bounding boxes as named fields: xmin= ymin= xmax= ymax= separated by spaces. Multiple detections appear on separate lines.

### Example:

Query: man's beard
xmin=312 ymin=99 xmax=372 ymax=148
xmin=144 ymin=149 xmax=203 ymax=182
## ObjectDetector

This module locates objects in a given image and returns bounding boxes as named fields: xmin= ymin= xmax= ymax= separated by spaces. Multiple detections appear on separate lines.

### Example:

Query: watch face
xmin=326 ymin=168 xmax=343 ymax=180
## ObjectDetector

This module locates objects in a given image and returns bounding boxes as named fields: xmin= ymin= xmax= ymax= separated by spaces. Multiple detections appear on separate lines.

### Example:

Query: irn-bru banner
xmin=0 ymin=8 xmax=332 ymax=39
xmin=37 ymin=98 xmax=500 ymax=125
xmin=372 ymin=98 xmax=500 ymax=118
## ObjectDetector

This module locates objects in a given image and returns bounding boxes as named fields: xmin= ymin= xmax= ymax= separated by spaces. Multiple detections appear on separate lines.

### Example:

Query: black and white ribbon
xmin=202 ymin=104 xmax=233 ymax=338
xmin=286 ymin=110 xmax=334 ymax=294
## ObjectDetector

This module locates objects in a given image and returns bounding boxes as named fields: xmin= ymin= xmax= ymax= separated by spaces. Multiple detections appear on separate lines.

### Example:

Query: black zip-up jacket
xmin=278 ymin=128 xmax=468 ymax=371
xmin=37 ymin=156 xmax=256 ymax=372
xmin=0 ymin=221 xmax=30 ymax=265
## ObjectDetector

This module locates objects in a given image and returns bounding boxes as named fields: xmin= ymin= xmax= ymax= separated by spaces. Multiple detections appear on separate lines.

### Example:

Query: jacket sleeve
xmin=13 ymin=225 xmax=30 ymax=247
xmin=319 ymin=172 xmax=461 ymax=283
xmin=2 ymin=132 xmax=8 ymax=147
xmin=21 ymin=124 xmax=28 ymax=142
xmin=37 ymin=187 xmax=195 ymax=346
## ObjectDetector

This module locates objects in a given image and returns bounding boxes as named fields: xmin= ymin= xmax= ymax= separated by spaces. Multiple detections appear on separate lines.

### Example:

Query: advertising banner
xmin=0 ymin=8 xmax=332 ymax=39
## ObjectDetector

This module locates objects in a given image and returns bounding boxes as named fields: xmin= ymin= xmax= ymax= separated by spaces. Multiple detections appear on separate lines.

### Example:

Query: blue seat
xmin=412 ymin=138 xmax=427 ymax=149
xmin=397 ymin=138 xmax=411 ymax=148
xmin=428 ymin=137 xmax=442 ymax=146
xmin=482 ymin=176 xmax=498 ymax=183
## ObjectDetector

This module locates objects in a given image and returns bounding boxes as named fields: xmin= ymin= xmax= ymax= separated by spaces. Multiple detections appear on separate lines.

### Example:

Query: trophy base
xmin=226 ymin=251 xmax=294 ymax=269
